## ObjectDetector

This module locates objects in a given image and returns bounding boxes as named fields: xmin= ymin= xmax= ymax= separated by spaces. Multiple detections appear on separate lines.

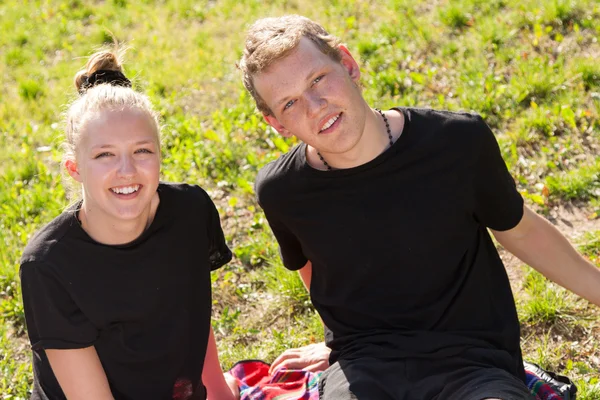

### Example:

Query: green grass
xmin=1 ymin=0 xmax=600 ymax=397
xmin=546 ymin=158 xmax=600 ymax=201
xmin=579 ymin=230 xmax=600 ymax=265
xmin=520 ymin=269 xmax=572 ymax=324
xmin=440 ymin=5 xmax=473 ymax=30
xmin=0 ymin=323 xmax=31 ymax=397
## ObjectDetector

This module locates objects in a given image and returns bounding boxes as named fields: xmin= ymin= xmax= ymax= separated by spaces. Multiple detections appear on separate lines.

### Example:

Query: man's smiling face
xmin=254 ymin=37 xmax=369 ymax=157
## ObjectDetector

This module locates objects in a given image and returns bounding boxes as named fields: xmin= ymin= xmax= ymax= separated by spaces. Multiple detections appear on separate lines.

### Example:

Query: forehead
xmin=254 ymin=38 xmax=337 ymax=102
xmin=80 ymin=108 xmax=158 ymax=146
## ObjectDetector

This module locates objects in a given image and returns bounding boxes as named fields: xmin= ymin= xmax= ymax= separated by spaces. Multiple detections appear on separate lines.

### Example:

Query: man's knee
xmin=443 ymin=367 xmax=535 ymax=400
xmin=319 ymin=360 xmax=395 ymax=400
xmin=319 ymin=362 xmax=357 ymax=400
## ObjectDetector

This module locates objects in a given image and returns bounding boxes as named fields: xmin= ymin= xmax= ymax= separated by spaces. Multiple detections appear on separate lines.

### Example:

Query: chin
xmin=110 ymin=205 xmax=147 ymax=221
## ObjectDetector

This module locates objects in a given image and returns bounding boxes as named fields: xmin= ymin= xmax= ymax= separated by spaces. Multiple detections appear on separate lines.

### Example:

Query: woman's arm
xmin=203 ymin=326 xmax=239 ymax=400
xmin=45 ymin=346 xmax=114 ymax=400
xmin=298 ymin=260 xmax=312 ymax=290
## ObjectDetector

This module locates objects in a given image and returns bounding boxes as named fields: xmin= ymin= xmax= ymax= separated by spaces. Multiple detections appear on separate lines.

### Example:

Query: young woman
xmin=20 ymin=49 xmax=238 ymax=400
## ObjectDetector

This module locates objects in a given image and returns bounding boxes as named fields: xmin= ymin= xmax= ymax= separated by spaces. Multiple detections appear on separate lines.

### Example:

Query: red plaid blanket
xmin=228 ymin=360 xmax=570 ymax=400
xmin=229 ymin=360 xmax=319 ymax=399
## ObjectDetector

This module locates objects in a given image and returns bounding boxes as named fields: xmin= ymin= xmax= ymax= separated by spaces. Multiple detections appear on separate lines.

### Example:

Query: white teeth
xmin=111 ymin=185 xmax=140 ymax=194
xmin=320 ymin=114 xmax=340 ymax=132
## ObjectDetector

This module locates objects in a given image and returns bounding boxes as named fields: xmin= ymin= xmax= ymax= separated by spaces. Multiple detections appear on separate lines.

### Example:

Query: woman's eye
xmin=284 ymin=100 xmax=295 ymax=110
xmin=313 ymin=75 xmax=324 ymax=84
xmin=135 ymin=148 xmax=153 ymax=154
xmin=94 ymin=152 xmax=112 ymax=159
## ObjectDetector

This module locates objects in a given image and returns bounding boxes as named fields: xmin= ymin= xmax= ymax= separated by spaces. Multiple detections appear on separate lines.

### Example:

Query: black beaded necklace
xmin=316 ymin=108 xmax=393 ymax=171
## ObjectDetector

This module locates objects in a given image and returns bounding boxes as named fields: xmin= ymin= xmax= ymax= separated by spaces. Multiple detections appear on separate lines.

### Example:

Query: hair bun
xmin=78 ymin=70 xmax=132 ymax=94
xmin=74 ymin=50 xmax=129 ymax=93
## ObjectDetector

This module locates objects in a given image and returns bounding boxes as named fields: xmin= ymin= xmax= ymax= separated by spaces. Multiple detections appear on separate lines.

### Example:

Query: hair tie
xmin=79 ymin=69 xmax=132 ymax=94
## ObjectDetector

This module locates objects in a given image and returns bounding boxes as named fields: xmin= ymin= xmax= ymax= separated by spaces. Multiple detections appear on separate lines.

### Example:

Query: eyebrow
xmin=274 ymin=67 xmax=321 ymax=108
xmin=91 ymin=140 xmax=156 ymax=150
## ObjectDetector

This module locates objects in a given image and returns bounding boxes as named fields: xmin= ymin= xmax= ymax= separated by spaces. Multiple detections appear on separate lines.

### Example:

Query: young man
xmin=239 ymin=15 xmax=600 ymax=400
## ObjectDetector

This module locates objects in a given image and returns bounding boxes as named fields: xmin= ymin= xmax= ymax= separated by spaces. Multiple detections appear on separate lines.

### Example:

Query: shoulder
xmin=19 ymin=259 xmax=50 ymax=282
xmin=21 ymin=210 xmax=78 ymax=266
xmin=405 ymin=107 xmax=486 ymax=132
xmin=158 ymin=182 xmax=221 ymax=226
xmin=402 ymin=107 xmax=492 ymax=151
xmin=159 ymin=181 xmax=213 ymax=207
xmin=255 ymin=145 xmax=304 ymax=207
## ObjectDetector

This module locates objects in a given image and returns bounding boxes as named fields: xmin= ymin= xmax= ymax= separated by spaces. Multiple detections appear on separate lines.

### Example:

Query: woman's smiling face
xmin=67 ymin=108 xmax=161 ymax=224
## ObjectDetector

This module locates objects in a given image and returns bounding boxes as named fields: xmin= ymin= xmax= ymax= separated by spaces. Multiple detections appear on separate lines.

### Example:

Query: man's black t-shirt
xmin=20 ymin=183 xmax=232 ymax=400
xmin=255 ymin=108 xmax=526 ymax=380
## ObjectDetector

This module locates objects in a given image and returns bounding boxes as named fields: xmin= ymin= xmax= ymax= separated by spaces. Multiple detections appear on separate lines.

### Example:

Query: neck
xmin=78 ymin=193 xmax=158 ymax=245
xmin=308 ymin=107 xmax=403 ymax=170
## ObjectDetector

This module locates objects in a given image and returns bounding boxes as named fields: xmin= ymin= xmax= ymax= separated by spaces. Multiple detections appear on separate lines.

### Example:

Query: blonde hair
xmin=239 ymin=15 xmax=342 ymax=115
xmin=63 ymin=48 xmax=161 ymax=200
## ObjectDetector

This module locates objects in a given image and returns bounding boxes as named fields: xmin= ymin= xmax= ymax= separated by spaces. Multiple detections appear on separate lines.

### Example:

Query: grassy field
xmin=1 ymin=0 xmax=599 ymax=397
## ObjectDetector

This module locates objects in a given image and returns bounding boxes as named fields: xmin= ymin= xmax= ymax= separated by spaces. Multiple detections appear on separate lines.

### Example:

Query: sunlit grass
xmin=2 ymin=0 xmax=600 ymax=395
xmin=546 ymin=158 xmax=600 ymax=201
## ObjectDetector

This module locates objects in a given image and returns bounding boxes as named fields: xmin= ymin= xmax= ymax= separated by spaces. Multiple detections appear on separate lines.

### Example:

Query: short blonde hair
xmin=239 ymin=15 xmax=342 ymax=115
xmin=63 ymin=48 xmax=161 ymax=199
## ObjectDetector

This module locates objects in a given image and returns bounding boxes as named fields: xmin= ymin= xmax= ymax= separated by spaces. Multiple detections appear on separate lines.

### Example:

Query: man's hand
xmin=269 ymin=342 xmax=331 ymax=374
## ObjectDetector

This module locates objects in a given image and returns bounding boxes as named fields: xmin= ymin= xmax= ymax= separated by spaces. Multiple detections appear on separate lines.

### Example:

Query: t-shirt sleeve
xmin=204 ymin=193 xmax=232 ymax=271
xmin=255 ymin=171 xmax=308 ymax=270
xmin=263 ymin=211 xmax=308 ymax=271
xmin=471 ymin=115 xmax=524 ymax=231
xmin=20 ymin=262 xmax=98 ymax=350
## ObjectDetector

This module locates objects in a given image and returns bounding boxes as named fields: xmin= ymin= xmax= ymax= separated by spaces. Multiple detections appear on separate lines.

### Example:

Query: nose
xmin=306 ymin=90 xmax=327 ymax=118
xmin=116 ymin=155 xmax=136 ymax=180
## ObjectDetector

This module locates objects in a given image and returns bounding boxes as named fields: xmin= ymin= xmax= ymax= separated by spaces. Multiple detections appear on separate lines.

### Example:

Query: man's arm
xmin=492 ymin=205 xmax=600 ymax=306
xmin=269 ymin=261 xmax=332 ymax=374
xmin=45 ymin=347 xmax=114 ymax=400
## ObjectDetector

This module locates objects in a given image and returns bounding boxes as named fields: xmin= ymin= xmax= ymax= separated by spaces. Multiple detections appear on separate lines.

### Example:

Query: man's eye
xmin=313 ymin=75 xmax=324 ymax=84
xmin=284 ymin=100 xmax=295 ymax=110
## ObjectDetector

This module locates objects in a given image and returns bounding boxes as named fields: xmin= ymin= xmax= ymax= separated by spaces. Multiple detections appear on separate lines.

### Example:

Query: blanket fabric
xmin=228 ymin=360 xmax=575 ymax=400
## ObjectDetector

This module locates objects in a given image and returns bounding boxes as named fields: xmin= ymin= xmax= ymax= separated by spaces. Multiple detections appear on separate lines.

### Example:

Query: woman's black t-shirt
xmin=20 ymin=182 xmax=232 ymax=400
xmin=255 ymin=108 xmax=526 ymax=380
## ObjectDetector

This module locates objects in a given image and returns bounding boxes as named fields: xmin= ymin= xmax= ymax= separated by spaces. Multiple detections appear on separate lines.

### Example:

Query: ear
xmin=338 ymin=44 xmax=361 ymax=83
xmin=263 ymin=114 xmax=293 ymax=138
xmin=65 ymin=159 xmax=82 ymax=183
